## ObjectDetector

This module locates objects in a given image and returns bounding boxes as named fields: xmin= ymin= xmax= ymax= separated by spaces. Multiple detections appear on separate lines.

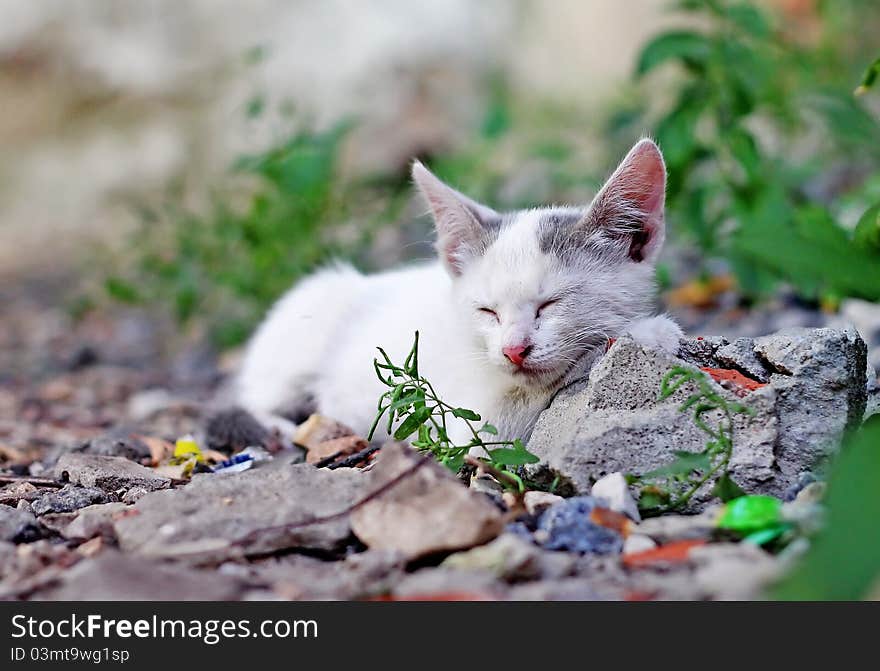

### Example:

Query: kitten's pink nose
xmin=502 ymin=344 xmax=532 ymax=367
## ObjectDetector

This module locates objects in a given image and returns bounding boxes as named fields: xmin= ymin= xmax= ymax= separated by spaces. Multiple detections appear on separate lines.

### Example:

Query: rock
xmin=294 ymin=414 xmax=357 ymax=449
xmin=535 ymin=497 xmax=623 ymax=555
xmin=441 ymin=533 xmax=575 ymax=581
xmin=676 ymin=335 xmax=729 ymax=367
xmin=31 ymin=485 xmax=109 ymax=515
xmin=350 ymin=443 xmax=503 ymax=559
xmin=392 ymin=567 xmax=504 ymax=599
xmin=688 ymin=543 xmax=782 ymax=600
xmin=80 ymin=428 xmax=152 ymax=462
xmin=527 ymin=328 xmax=867 ymax=504
xmin=523 ymin=490 xmax=563 ymax=516
xmin=0 ymin=482 xmax=43 ymax=506
xmin=114 ymin=461 xmax=367 ymax=562
xmin=470 ymin=473 xmax=504 ymax=502
xmin=237 ymin=551 xmax=406 ymax=600
xmin=752 ymin=326 xmax=867 ymax=481
xmin=35 ymin=552 xmax=242 ymax=601
xmin=204 ymin=407 xmax=270 ymax=452
xmin=622 ymin=534 xmax=657 ymax=555
xmin=634 ymin=509 xmax=719 ymax=543
xmin=0 ymin=506 xmax=41 ymax=543
xmin=306 ymin=436 xmax=368 ymax=465
xmin=783 ymin=472 xmax=817 ymax=502
xmin=715 ymin=338 xmax=771 ymax=383
xmin=506 ymin=577 xmax=610 ymax=601
xmin=591 ymin=472 xmax=640 ymax=522
xmin=55 ymin=453 xmax=171 ymax=493
xmin=122 ymin=487 xmax=149 ymax=505
xmin=62 ymin=502 xmax=129 ymax=540
xmin=865 ymin=365 xmax=879 ymax=420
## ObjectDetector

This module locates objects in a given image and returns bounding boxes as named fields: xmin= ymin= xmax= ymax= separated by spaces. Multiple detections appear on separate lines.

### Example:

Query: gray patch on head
xmin=536 ymin=208 xmax=588 ymax=261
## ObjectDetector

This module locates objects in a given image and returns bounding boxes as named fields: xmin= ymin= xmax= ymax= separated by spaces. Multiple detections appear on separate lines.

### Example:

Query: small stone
xmin=62 ymin=503 xmax=129 ymax=540
xmin=392 ymin=567 xmax=503 ymax=600
xmin=441 ymin=533 xmax=575 ymax=581
xmin=306 ymin=435 xmax=368 ymax=465
xmin=31 ymin=485 xmax=109 ymax=516
xmin=689 ymin=542 xmax=782 ymax=600
xmin=350 ymin=443 xmax=504 ymax=559
xmin=591 ymin=472 xmax=641 ymax=522
xmin=0 ymin=482 xmax=42 ymax=506
xmin=294 ymin=414 xmax=356 ymax=449
xmin=523 ymin=491 xmax=563 ymax=516
xmin=634 ymin=509 xmax=719 ymax=543
xmin=794 ymin=481 xmax=826 ymax=505
xmin=783 ymin=472 xmax=817 ymax=502
xmin=81 ymin=428 xmax=152 ymax=462
xmin=622 ymin=534 xmax=657 ymax=555
xmin=536 ymin=497 xmax=623 ymax=555
xmin=470 ymin=473 xmax=504 ymax=501
xmin=0 ymin=506 xmax=41 ymax=543
xmin=55 ymin=453 xmax=171 ymax=493
xmin=122 ymin=487 xmax=149 ymax=505
xmin=204 ymin=407 xmax=270 ymax=452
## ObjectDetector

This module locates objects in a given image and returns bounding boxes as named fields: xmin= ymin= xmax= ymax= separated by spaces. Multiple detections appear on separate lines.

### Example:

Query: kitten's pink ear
xmin=412 ymin=161 xmax=500 ymax=276
xmin=585 ymin=138 xmax=667 ymax=263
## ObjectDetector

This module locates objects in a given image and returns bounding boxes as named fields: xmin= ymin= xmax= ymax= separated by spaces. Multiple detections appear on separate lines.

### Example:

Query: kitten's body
xmin=235 ymin=139 xmax=683 ymax=444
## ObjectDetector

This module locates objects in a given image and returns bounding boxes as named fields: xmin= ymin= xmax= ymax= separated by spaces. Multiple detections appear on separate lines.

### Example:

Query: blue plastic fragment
xmin=212 ymin=453 xmax=255 ymax=474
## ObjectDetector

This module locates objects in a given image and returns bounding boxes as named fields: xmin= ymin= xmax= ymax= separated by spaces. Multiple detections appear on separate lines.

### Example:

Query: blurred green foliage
xmin=774 ymin=416 xmax=880 ymax=600
xmin=104 ymin=119 xmax=408 ymax=347
xmin=617 ymin=0 xmax=880 ymax=302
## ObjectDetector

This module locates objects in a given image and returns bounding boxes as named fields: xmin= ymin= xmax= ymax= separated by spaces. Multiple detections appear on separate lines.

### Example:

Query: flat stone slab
xmin=55 ymin=453 xmax=171 ymax=492
xmin=114 ymin=461 xmax=367 ymax=563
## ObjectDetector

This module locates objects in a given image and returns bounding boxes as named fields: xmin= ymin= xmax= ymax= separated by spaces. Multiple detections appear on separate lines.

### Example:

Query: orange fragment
xmin=590 ymin=507 xmax=632 ymax=538
xmin=701 ymin=367 xmax=767 ymax=394
xmin=666 ymin=275 xmax=734 ymax=309
xmin=622 ymin=539 xmax=707 ymax=568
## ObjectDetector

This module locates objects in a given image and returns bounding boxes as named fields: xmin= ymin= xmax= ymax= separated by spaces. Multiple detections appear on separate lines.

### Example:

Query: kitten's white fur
xmin=235 ymin=139 xmax=683 ymax=444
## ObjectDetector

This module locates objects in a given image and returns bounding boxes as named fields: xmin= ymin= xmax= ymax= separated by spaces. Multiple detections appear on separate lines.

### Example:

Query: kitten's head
xmin=413 ymin=138 xmax=666 ymax=387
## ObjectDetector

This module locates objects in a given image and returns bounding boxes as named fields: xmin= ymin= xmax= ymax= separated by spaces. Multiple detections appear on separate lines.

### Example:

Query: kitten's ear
xmin=584 ymin=138 xmax=666 ymax=263
xmin=412 ymin=161 xmax=500 ymax=276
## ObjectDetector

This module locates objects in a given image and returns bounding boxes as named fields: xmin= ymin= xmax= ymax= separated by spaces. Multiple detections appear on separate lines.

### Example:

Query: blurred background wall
xmin=0 ymin=0 xmax=674 ymax=278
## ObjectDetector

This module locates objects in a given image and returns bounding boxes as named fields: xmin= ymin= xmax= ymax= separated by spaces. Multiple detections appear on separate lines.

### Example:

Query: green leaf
xmin=479 ymin=423 xmax=499 ymax=435
xmin=104 ymin=277 xmax=141 ymax=304
xmin=636 ymin=31 xmax=712 ymax=77
xmin=855 ymin=57 xmax=880 ymax=95
xmin=854 ymin=203 xmax=880 ymax=253
xmin=488 ymin=444 xmax=539 ymax=466
xmin=451 ymin=408 xmax=481 ymax=421
xmin=393 ymin=406 xmax=432 ymax=440
xmin=711 ymin=472 xmax=746 ymax=502
xmin=442 ymin=453 xmax=465 ymax=473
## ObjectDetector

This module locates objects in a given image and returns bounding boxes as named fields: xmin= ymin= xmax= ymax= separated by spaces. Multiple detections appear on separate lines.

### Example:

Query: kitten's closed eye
xmin=536 ymin=298 xmax=559 ymax=318
xmin=478 ymin=307 xmax=499 ymax=322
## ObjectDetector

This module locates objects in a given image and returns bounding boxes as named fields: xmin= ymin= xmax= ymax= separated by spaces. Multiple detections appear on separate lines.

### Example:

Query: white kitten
xmin=234 ymin=138 xmax=683 ymax=444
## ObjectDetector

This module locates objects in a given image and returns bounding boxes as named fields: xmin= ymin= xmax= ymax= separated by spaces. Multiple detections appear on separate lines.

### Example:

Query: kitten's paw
xmin=626 ymin=315 xmax=684 ymax=355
